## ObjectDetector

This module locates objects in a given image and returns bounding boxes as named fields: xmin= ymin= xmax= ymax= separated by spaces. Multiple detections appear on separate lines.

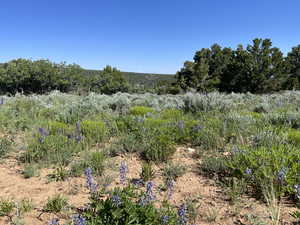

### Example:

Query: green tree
xmin=284 ymin=45 xmax=300 ymax=90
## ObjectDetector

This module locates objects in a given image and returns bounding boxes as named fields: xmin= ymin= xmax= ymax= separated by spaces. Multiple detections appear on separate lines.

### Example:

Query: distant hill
xmin=83 ymin=69 xmax=176 ymax=89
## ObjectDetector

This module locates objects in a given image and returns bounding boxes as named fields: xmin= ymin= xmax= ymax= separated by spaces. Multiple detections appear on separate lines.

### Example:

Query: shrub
xmin=129 ymin=106 xmax=155 ymax=116
xmin=160 ymin=109 xmax=183 ymax=120
xmin=143 ymin=134 xmax=176 ymax=162
xmin=81 ymin=120 xmax=107 ymax=144
xmin=107 ymin=134 xmax=142 ymax=156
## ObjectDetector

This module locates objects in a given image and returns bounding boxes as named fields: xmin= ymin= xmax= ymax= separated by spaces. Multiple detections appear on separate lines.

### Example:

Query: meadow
xmin=1 ymin=91 xmax=300 ymax=224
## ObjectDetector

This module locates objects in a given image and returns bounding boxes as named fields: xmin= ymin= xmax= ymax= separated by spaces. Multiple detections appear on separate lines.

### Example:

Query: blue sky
xmin=0 ymin=0 xmax=299 ymax=74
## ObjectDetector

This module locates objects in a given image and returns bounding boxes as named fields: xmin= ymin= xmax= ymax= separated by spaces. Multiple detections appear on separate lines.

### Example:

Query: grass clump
xmin=0 ymin=199 xmax=15 ymax=217
xmin=140 ymin=162 xmax=155 ymax=182
xmin=43 ymin=195 xmax=68 ymax=213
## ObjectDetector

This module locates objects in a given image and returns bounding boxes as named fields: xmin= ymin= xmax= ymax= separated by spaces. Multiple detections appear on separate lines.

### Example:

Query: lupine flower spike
xmin=178 ymin=203 xmax=188 ymax=225
xmin=119 ymin=161 xmax=128 ymax=185
xmin=73 ymin=214 xmax=87 ymax=225
xmin=84 ymin=168 xmax=97 ymax=193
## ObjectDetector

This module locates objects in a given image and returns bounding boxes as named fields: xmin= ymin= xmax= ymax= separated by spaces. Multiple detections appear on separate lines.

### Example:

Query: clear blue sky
xmin=1 ymin=0 xmax=299 ymax=74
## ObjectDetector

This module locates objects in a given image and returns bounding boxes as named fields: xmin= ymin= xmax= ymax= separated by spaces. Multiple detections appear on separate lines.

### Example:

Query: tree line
xmin=176 ymin=38 xmax=300 ymax=93
xmin=0 ymin=59 xmax=129 ymax=95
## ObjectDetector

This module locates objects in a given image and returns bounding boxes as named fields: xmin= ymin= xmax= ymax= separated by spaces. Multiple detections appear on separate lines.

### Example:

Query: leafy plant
xmin=140 ymin=162 xmax=155 ymax=182
xmin=0 ymin=199 xmax=15 ymax=217
xmin=162 ymin=162 xmax=186 ymax=181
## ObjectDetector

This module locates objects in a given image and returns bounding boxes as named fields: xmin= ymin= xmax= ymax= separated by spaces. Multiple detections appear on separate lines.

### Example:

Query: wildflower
xmin=0 ymin=98 xmax=4 ymax=105
xmin=139 ymin=181 xmax=155 ymax=206
xmin=73 ymin=214 xmax=87 ymax=225
xmin=76 ymin=121 xmax=81 ymax=133
xmin=191 ymin=124 xmax=202 ymax=133
xmin=38 ymin=127 xmax=49 ymax=137
xmin=132 ymin=178 xmax=144 ymax=187
xmin=111 ymin=195 xmax=122 ymax=207
xmin=277 ymin=167 xmax=288 ymax=183
xmin=295 ymin=185 xmax=300 ymax=199
xmin=166 ymin=179 xmax=175 ymax=200
xmin=161 ymin=215 xmax=169 ymax=224
xmin=177 ymin=120 xmax=185 ymax=131
xmin=84 ymin=168 xmax=97 ymax=193
xmin=245 ymin=168 xmax=252 ymax=175
xmin=119 ymin=161 xmax=128 ymax=185
xmin=177 ymin=203 xmax=188 ymax=225
xmin=48 ymin=218 xmax=59 ymax=225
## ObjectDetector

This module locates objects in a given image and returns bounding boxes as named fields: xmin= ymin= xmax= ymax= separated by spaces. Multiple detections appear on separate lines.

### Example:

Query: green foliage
xmin=0 ymin=137 xmax=12 ymax=158
xmin=70 ymin=151 xmax=107 ymax=177
xmin=0 ymin=199 xmax=15 ymax=217
xmin=81 ymin=186 xmax=179 ymax=225
xmin=47 ymin=121 xmax=72 ymax=135
xmin=22 ymin=164 xmax=40 ymax=178
xmin=143 ymin=134 xmax=176 ymax=162
xmin=81 ymin=120 xmax=107 ymax=144
xmin=129 ymin=106 xmax=155 ymax=116
xmin=199 ymin=155 xmax=229 ymax=178
xmin=287 ymin=129 xmax=300 ymax=146
xmin=43 ymin=195 xmax=68 ymax=213
xmin=176 ymin=38 xmax=297 ymax=93
xmin=227 ymin=144 xmax=300 ymax=198
xmin=47 ymin=166 xmax=69 ymax=182
xmin=162 ymin=162 xmax=187 ymax=181
xmin=140 ymin=162 xmax=155 ymax=182
xmin=22 ymin=134 xmax=83 ymax=166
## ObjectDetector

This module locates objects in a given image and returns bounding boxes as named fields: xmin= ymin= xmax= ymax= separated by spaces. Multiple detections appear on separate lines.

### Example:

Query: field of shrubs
xmin=1 ymin=91 xmax=300 ymax=224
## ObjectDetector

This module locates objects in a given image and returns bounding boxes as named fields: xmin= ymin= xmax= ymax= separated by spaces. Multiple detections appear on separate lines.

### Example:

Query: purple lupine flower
xmin=111 ymin=195 xmax=122 ymax=207
xmin=48 ymin=218 xmax=59 ymax=225
xmin=38 ymin=127 xmax=49 ymax=136
xmin=245 ymin=168 xmax=252 ymax=175
xmin=132 ymin=178 xmax=144 ymax=187
xmin=192 ymin=124 xmax=202 ymax=133
xmin=73 ymin=214 xmax=87 ymax=225
xmin=277 ymin=168 xmax=288 ymax=183
xmin=161 ymin=215 xmax=169 ymax=224
xmin=76 ymin=121 xmax=81 ymax=133
xmin=178 ymin=203 xmax=188 ymax=225
xmin=177 ymin=120 xmax=185 ymax=131
xmin=139 ymin=181 xmax=155 ymax=206
xmin=84 ymin=168 xmax=97 ymax=193
xmin=0 ymin=98 xmax=4 ymax=105
xmin=166 ymin=179 xmax=175 ymax=200
xmin=119 ymin=161 xmax=128 ymax=185
xmin=295 ymin=185 xmax=300 ymax=199
xmin=75 ymin=135 xmax=83 ymax=143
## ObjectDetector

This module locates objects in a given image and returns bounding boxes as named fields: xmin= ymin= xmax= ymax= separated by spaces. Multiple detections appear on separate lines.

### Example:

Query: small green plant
xmin=0 ymin=137 xmax=12 ymax=158
xmin=140 ymin=162 xmax=155 ymax=182
xmin=143 ymin=134 xmax=176 ymax=162
xmin=48 ymin=121 xmax=72 ymax=135
xmin=162 ymin=162 xmax=186 ymax=181
xmin=47 ymin=166 xmax=69 ymax=182
xmin=43 ymin=195 xmax=68 ymax=213
xmin=287 ymin=129 xmax=300 ymax=146
xmin=81 ymin=120 xmax=107 ymax=144
xmin=0 ymin=199 xmax=15 ymax=217
xmin=22 ymin=164 xmax=39 ymax=178
xmin=129 ymin=106 xmax=155 ymax=116
xmin=203 ymin=207 xmax=219 ymax=223
xmin=18 ymin=199 xmax=33 ymax=215
xmin=199 ymin=155 xmax=228 ymax=178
